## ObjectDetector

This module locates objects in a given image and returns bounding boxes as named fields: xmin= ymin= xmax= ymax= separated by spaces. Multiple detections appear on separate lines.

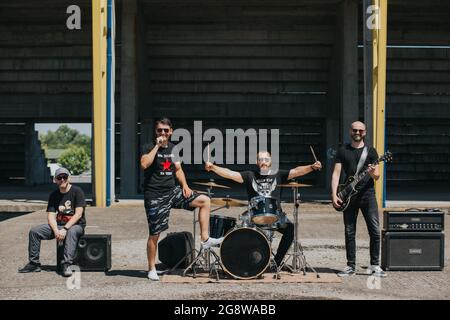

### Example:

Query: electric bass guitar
xmin=335 ymin=151 xmax=393 ymax=212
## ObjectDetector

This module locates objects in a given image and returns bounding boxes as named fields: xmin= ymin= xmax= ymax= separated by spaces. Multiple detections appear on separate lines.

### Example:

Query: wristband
xmin=63 ymin=226 xmax=69 ymax=231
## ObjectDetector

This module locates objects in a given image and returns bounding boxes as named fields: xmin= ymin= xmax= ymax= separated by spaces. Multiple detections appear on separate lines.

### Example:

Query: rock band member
xmin=18 ymin=167 xmax=86 ymax=277
xmin=205 ymin=151 xmax=321 ymax=270
xmin=140 ymin=117 xmax=223 ymax=281
xmin=331 ymin=121 xmax=386 ymax=277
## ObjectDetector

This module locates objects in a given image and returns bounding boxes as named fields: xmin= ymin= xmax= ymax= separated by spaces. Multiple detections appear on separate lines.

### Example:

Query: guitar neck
xmin=351 ymin=159 xmax=381 ymax=187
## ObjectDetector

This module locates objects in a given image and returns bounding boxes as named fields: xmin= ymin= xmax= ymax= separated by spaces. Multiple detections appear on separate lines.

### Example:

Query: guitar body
xmin=333 ymin=151 xmax=392 ymax=212
xmin=334 ymin=151 xmax=392 ymax=211
xmin=336 ymin=177 xmax=358 ymax=212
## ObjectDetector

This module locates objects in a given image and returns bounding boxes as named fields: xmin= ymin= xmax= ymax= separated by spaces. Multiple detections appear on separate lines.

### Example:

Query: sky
xmin=35 ymin=123 xmax=92 ymax=137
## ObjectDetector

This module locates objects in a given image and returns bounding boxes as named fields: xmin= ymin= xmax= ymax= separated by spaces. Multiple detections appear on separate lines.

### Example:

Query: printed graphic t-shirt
xmin=240 ymin=169 xmax=290 ymax=205
xmin=46 ymin=185 xmax=86 ymax=226
xmin=142 ymin=142 xmax=180 ymax=197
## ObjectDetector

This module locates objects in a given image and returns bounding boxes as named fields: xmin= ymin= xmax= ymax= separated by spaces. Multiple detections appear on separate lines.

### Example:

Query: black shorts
xmin=144 ymin=186 xmax=200 ymax=235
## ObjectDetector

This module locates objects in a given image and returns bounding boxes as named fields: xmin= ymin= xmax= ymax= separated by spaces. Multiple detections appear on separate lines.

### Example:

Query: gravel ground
xmin=1 ymin=203 xmax=449 ymax=300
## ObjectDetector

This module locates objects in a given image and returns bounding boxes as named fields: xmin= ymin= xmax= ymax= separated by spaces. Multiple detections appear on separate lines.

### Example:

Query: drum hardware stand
xmin=265 ymin=231 xmax=282 ymax=280
xmin=279 ymin=183 xmax=320 ymax=278
xmin=180 ymin=183 xmax=226 ymax=279
xmin=183 ymin=246 xmax=223 ymax=281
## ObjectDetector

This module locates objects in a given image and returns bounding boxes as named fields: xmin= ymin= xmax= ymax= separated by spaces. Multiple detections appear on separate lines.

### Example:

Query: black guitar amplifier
xmin=382 ymin=231 xmax=445 ymax=271
xmin=383 ymin=209 xmax=445 ymax=232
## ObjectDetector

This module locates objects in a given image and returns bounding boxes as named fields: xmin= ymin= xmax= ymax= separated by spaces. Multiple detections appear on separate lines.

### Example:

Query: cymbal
xmin=192 ymin=189 xmax=209 ymax=195
xmin=211 ymin=197 xmax=247 ymax=207
xmin=277 ymin=182 xmax=313 ymax=188
xmin=193 ymin=181 xmax=231 ymax=189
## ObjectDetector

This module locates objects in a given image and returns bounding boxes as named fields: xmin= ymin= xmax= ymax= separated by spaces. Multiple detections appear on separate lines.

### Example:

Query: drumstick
xmin=310 ymin=145 xmax=318 ymax=162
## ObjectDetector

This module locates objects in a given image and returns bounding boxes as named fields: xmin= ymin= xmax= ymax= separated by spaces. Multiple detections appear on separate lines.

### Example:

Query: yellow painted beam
xmin=92 ymin=0 xmax=108 ymax=207
xmin=372 ymin=0 xmax=388 ymax=208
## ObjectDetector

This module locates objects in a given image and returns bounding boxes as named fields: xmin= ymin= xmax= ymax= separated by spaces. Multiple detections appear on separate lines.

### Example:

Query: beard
xmin=351 ymin=134 xmax=363 ymax=142
xmin=259 ymin=165 xmax=271 ymax=174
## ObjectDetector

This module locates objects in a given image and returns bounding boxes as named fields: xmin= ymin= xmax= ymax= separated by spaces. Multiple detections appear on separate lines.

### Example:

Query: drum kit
xmin=181 ymin=179 xmax=319 ymax=280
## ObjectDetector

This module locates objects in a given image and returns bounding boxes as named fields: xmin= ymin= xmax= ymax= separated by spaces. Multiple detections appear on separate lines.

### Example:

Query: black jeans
xmin=274 ymin=222 xmax=294 ymax=266
xmin=343 ymin=189 xmax=380 ymax=268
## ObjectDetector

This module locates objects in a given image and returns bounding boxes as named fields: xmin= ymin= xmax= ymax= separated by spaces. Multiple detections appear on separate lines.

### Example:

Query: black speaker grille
xmin=382 ymin=232 xmax=444 ymax=270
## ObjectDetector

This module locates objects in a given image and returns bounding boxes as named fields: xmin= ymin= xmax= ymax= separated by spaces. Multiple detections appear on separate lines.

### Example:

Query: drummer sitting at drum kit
xmin=205 ymin=151 xmax=322 ymax=271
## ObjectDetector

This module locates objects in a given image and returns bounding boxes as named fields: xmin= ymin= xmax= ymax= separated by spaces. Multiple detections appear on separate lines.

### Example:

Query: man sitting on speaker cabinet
xmin=18 ymin=167 xmax=86 ymax=277
xmin=141 ymin=117 xmax=223 ymax=281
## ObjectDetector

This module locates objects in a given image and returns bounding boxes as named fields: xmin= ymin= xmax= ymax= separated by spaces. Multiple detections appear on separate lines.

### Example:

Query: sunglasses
xmin=352 ymin=129 xmax=365 ymax=133
xmin=56 ymin=175 xmax=68 ymax=181
xmin=156 ymin=128 xmax=170 ymax=133
xmin=258 ymin=158 xmax=271 ymax=163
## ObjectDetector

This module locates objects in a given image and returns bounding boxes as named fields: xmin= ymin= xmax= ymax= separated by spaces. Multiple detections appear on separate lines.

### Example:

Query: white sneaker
xmin=201 ymin=237 xmax=224 ymax=249
xmin=366 ymin=265 xmax=387 ymax=277
xmin=147 ymin=269 xmax=160 ymax=281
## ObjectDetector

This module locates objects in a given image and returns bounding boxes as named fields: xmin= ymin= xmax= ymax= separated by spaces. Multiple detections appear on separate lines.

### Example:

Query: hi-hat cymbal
xmin=211 ymin=197 xmax=247 ymax=207
xmin=193 ymin=181 xmax=231 ymax=189
xmin=277 ymin=182 xmax=313 ymax=188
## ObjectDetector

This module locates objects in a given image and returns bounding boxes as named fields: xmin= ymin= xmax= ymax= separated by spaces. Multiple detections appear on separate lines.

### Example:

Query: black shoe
xmin=18 ymin=262 xmax=41 ymax=273
xmin=62 ymin=263 xmax=73 ymax=277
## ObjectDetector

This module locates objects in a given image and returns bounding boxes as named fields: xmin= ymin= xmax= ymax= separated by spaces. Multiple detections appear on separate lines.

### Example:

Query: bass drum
xmin=220 ymin=227 xmax=271 ymax=279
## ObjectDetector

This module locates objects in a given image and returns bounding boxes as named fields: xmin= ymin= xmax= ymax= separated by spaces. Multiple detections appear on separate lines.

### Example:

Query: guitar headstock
xmin=380 ymin=151 xmax=393 ymax=163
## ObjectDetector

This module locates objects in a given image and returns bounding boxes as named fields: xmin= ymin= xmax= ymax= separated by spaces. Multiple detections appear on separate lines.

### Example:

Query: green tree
xmin=40 ymin=125 xmax=91 ymax=156
xmin=58 ymin=146 xmax=90 ymax=175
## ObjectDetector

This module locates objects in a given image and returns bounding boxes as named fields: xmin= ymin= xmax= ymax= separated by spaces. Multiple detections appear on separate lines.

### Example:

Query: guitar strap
xmin=355 ymin=146 xmax=368 ymax=176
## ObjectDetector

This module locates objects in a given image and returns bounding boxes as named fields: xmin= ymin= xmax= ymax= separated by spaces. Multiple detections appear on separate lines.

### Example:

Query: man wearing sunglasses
xmin=331 ymin=121 xmax=386 ymax=278
xmin=18 ymin=167 xmax=86 ymax=277
xmin=141 ymin=117 xmax=223 ymax=281
xmin=205 ymin=151 xmax=321 ymax=271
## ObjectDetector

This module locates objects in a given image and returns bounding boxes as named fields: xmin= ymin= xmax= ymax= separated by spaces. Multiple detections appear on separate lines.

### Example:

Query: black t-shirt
xmin=241 ymin=169 xmax=290 ymax=207
xmin=142 ymin=142 xmax=180 ymax=196
xmin=46 ymin=185 xmax=86 ymax=227
xmin=334 ymin=143 xmax=379 ymax=192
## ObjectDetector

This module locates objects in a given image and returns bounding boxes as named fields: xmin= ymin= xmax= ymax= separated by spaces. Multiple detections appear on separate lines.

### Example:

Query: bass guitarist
xmin=331 ymin=121 xmax=386 ymax=278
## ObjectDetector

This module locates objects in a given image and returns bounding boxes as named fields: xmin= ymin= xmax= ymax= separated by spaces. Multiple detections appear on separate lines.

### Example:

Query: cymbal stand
xmin=184 ymin=180 xmax=226 ymax=276
xmin=279 ymin=183 xmax=320 ymax=278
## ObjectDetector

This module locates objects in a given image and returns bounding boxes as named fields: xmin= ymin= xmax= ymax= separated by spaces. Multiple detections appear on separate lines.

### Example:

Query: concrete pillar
xmin=325 ymin=0 xmax=359 ymax=191
xmin=362 ymin=0 xmax=374 ymax=145
xmin=25 ymin=122 xmax=50 ymax=186
xmin=24 ymin=122 xmax=35 ymax=186
xmin=139 ymin=118 xmax=153 ymax=193
xmin=120 ymin=0 xmax=138 ymax=196
xmin=325 ymin=40 xmax=340 ymax=191
xmin=340 ymin=0 xmax=359 ymax=142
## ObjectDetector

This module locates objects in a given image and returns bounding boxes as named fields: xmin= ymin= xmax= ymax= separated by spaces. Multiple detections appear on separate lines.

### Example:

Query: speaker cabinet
xmin=57 ymin=234 xmax=111 ymax=272
xmin=382 ymin=231 xmax=444 ymax=271
xmin=158 ymin=232 xmax=194 ymax=268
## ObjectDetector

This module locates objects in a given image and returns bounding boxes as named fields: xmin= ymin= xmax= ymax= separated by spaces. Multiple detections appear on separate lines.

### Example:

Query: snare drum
xmin=249 ymin=196 xmax=280 ymax=225
xmin=209 ymin=214 xmax=236 ymax=238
